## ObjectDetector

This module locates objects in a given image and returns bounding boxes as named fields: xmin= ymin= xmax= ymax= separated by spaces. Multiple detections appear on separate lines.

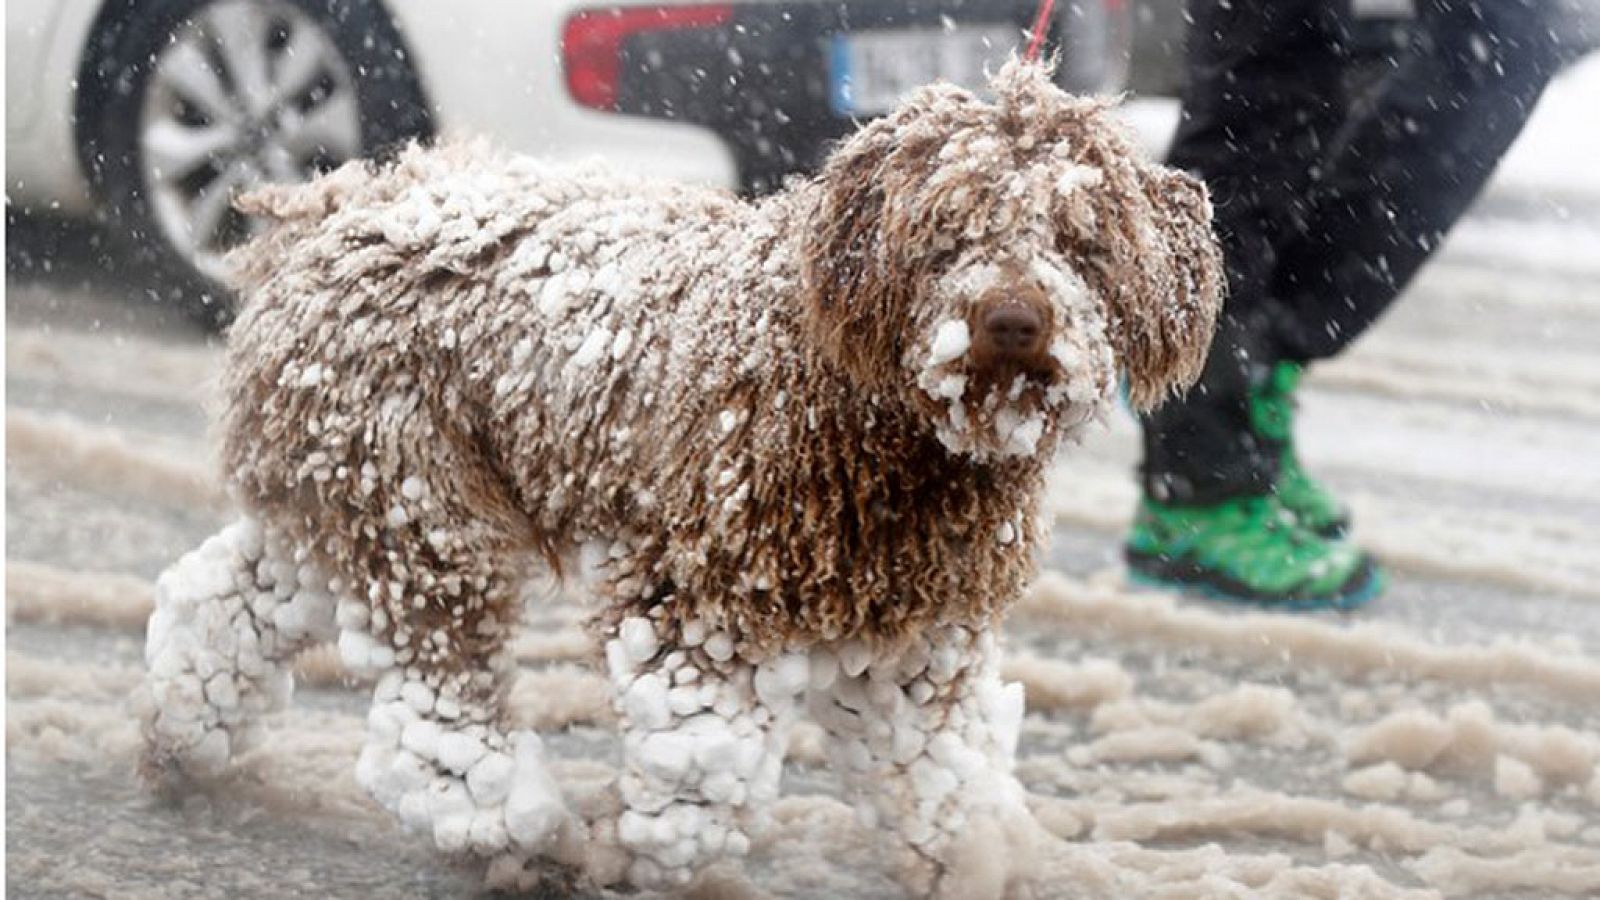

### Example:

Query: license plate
xmin=829 ymin=25 xmax=1022 ymax=117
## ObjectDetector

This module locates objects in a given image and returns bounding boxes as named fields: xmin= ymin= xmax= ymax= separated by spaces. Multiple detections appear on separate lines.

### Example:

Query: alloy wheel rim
xmin=138 ymin=0 xmax=361 ymax=283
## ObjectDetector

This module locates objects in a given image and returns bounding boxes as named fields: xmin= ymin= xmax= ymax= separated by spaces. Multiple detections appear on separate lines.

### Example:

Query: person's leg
xmin=1128 ymin=0 xmax=1380 ymax=609
xmin=1265 ymin=0 xmax=1565 ymax=361
xmin=1242 ymin=0 xmax=1564 ymax=545
xmin=1142 ymin=0 xmax=1353 ymax=504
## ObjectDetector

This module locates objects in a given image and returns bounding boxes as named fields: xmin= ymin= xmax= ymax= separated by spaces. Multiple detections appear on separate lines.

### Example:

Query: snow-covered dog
xmin=140 ymin=62 xmax=1221 ymax=895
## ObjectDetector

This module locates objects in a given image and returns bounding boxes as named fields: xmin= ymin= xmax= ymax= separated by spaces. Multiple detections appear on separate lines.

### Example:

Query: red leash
xmin=1023 ymin=0 xmax=1058 ymax=62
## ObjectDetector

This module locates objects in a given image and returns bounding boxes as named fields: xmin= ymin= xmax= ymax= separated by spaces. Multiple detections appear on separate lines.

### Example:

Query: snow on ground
xmin=8 ymin=65 xmax=1600 ymax=899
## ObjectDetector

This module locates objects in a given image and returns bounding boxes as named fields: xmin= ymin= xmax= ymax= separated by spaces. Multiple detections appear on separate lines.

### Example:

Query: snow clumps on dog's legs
xmin=339 ymin=565 xmax=597 ymax=889
xmin=603 ymin=612 xmax=809 ymax=889
xmin=810 ymin=624 xmax=1039 ymax=899
xmin=142 ymin=518 xmax=338 ymax=779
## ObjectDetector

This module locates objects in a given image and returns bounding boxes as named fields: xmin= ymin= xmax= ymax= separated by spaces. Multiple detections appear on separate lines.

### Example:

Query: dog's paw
xmin=479 ymin=813 xmax=627 ymax=894
xmin=134 ymin=676 xmax=243 ymax=785
xmin=358 ymin=713 xmax=576 ymax=862
xmin=482 ymin=850 xmax=586 ymax=895
xmin=469 ymin=732 xmax=570 ymax=854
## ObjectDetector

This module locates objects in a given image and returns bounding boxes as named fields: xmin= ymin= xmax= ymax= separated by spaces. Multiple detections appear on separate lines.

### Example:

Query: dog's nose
xmin=982 ymin=304 xmax=1045 ymax=358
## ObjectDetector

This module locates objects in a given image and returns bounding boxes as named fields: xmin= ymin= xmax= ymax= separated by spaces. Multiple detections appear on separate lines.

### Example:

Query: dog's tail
xmin=224 ymin=153 xmax=387 ymax=296
xmin=225 ymin=138 xmax=512 ymax=299
xmin=234 ymin=158 xmax=376 ymax=223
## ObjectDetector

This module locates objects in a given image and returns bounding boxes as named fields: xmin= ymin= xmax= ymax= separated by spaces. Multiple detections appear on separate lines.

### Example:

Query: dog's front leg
xmin=809 ymin=625 xmax=1035 ymax=899
xmin=603 ymin=614 xmax=808 ymax=889
xmin=344 ymin=566 xmax=584 ymax=891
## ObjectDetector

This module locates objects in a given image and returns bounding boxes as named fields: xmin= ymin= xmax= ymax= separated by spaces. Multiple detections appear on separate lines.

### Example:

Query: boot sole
xmin=1298 ymin=514 xmax=1350 ymax=541
xmin=1125 ymin=548 xmax=1382 ymax=612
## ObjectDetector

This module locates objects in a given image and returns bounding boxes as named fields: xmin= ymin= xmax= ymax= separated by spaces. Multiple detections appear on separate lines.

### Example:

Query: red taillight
xmin=563 ymin=4 xmax=734 ymax=111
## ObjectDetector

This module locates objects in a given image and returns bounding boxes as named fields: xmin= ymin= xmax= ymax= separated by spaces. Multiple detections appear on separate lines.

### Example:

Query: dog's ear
xmin=797 ymin=121 xmax=904 ymax=389
xmin=1056 ymin=149 xmax=1225 ymax=411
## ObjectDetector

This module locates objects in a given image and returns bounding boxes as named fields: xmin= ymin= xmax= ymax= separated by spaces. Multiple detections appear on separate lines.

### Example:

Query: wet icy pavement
xmin=10 ymin=74 xmax=1600 ymax=900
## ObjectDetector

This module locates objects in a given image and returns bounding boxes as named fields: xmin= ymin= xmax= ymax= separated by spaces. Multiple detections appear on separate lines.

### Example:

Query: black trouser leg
xmin=1266 ymin=0 xmax=1565 ymax=360
xmin=1141 ymin=0 xmax=1562 ymax=504
xmin=1141 ymin=0 xmax=1351 ymax=503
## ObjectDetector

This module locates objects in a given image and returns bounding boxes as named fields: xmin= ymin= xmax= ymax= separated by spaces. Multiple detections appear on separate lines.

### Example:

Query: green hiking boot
xmin=1124 ymin=494 xmax=1382 ymax=610
xmin=1250 ymin=361 xmax=1351 ymax=537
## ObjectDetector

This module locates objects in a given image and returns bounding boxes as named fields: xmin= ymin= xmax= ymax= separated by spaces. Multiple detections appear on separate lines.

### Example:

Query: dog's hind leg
xmin=808 ymin=624 xmax=1037 ymax=899
xmin=602 ymin=613 xmax=809 ymax=889
xmin=141 ymin=518 xmax=339 ymax=780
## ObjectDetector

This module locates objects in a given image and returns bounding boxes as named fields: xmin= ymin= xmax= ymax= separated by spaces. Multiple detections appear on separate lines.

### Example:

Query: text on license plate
xmin=829 ymin=26 xmax=1023 ymax=117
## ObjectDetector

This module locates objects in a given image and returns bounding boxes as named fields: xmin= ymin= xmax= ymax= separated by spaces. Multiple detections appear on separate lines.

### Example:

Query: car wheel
xmin=76 ymin=0 xmax=432 ymax=327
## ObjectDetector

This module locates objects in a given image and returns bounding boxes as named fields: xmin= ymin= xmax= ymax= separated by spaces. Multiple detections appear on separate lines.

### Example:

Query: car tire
xmin=75 ymin=0 xmax=432 ymax=328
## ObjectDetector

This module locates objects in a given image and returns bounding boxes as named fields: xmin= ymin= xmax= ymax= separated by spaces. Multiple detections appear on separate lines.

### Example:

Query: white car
xmin=6 ymin=0 xmax=1129 ymax=323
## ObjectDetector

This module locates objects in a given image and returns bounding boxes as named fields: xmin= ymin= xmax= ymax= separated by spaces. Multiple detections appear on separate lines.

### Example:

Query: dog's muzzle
xmin=969 ymin=292 xmax=1054 ymax=375
xmin=979 ymin=304 xmax=1043 ymax=358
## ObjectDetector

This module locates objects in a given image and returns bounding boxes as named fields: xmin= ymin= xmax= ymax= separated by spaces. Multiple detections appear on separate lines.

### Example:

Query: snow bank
xmin=1408 ymin=845 xmax=1600 ymax=898
xmin=6 ymin=325 xmax=220 ymax=404
xmin=507 ymin=666 xmax=616 ymax=731
xmin=1018 ymin=573 xmax=1600 ymax=701
xmin=6 ymin=561 xmax=155 ymax=630
xmin=7 ymin=408 xmax=224 ymax=511
xmin=1345 ymin=702 xmax=1600 ymax=788
xmin=1089 ymin=789 xmax=1567 ymax=858
xmin=1001 ymin=656 xmax=1132 ymax=712
xmin=511 ymin=629 xmax=593 ymax=664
